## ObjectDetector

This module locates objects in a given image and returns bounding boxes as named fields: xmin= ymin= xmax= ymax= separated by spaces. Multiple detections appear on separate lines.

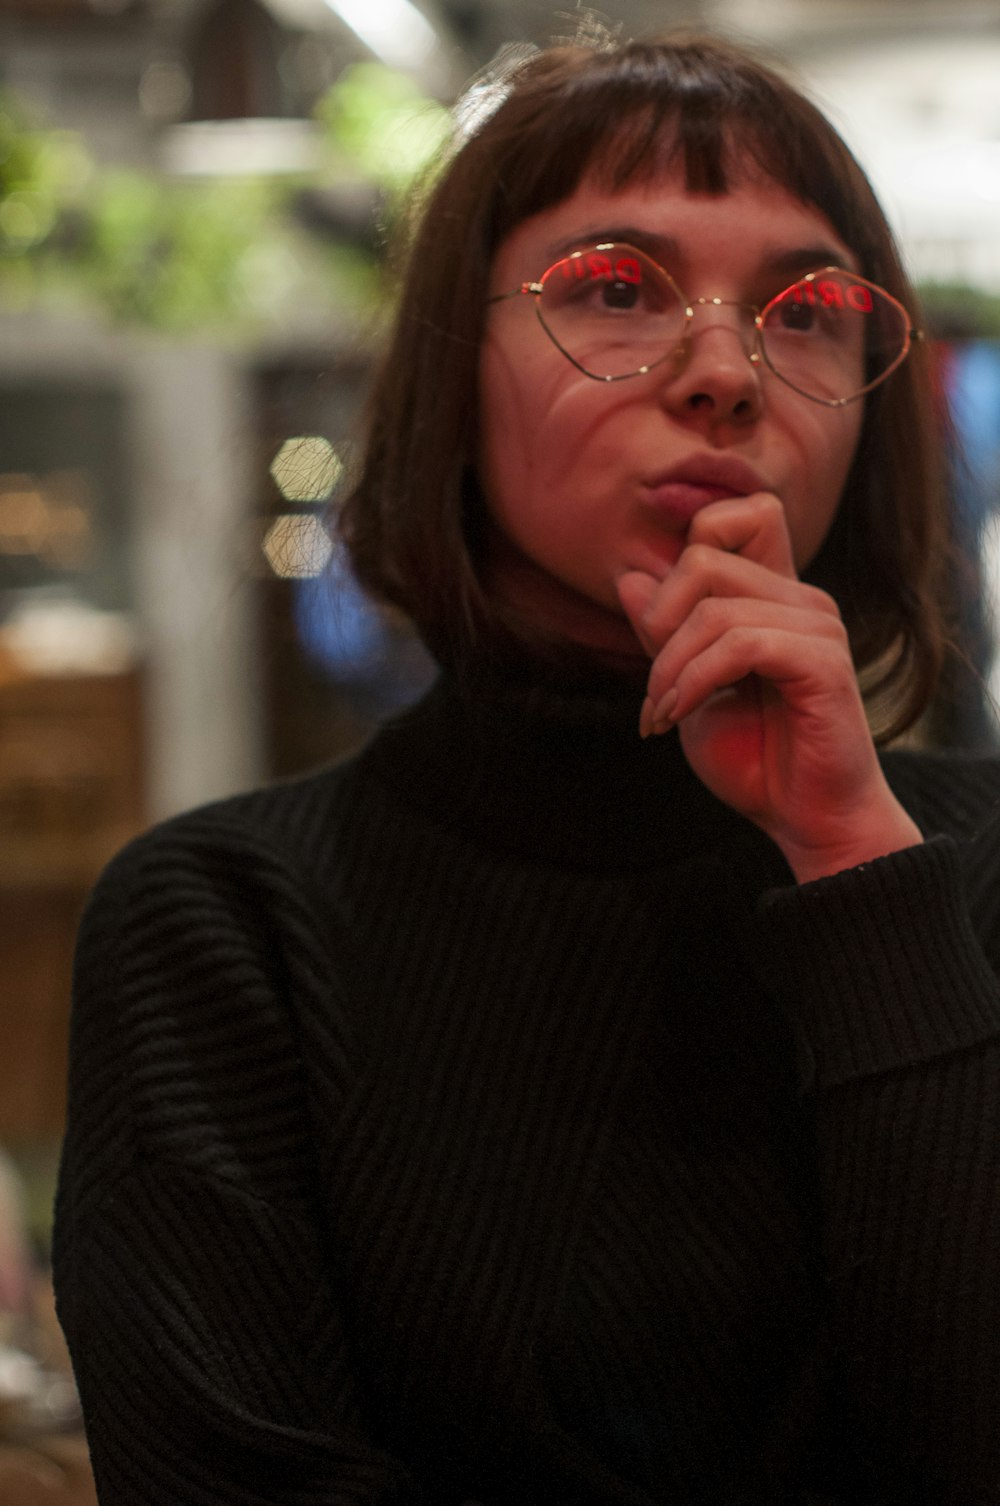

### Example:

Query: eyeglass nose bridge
xmin=682 ymin=295 xmax=765 ymax=368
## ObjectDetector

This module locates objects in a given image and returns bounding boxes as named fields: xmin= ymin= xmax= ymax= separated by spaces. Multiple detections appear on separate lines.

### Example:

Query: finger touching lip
xmin=640 ymin=480 xmax=744 ymax=526
xmin=639 ymin=453 xmax=767 ymax=527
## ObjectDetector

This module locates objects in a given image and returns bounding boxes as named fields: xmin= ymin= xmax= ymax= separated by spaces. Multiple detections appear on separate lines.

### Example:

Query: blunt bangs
xmin=478 ymin=40 xmax=889 ymax=289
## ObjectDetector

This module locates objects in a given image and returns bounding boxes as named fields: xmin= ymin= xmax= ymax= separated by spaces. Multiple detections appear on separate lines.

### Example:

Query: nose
xmin=658 ymin=299 xmax=763 ymax=426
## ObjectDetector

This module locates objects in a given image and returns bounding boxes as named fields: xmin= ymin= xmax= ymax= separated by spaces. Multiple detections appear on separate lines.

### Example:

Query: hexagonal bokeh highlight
xmin=269 ymin=436 xmax=343 ymax=504
xmin=262 ymin=513 xmax=334 ymax=579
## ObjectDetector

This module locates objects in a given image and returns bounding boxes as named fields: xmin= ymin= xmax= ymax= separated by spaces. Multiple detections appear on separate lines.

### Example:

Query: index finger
xmin=685 ymin=492 xmax=796 ymax=578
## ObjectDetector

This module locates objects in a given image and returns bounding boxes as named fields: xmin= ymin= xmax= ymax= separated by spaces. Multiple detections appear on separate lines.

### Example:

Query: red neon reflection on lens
xmin=816 ymin=281 xmax=844 ymax=308
xmin=846 ymin=284 xmax=874 ymax=312
xmin=783 ymin=279 xmax=875 ymax=314
xmin=555 ymin=254 xmax=644 ymax=284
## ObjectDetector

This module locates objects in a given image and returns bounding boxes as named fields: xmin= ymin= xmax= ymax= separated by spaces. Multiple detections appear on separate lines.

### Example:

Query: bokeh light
xmin=262 ymin=512 xmax=334 ymax=579
xmin=269 ymin=435 xmax=343 ymax=504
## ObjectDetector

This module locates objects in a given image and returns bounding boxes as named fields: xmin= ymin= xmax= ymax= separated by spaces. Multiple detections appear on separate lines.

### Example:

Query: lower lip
xmin=642 ymin=482 xmax=743 ymax=525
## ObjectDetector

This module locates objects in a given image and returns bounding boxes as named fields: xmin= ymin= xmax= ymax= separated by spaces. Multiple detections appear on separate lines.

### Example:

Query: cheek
xmin=478 ymin=343 xmax=612 ymax=518
xmin=478 ymin=342 xmax=547 ymax=512
xmin=787 ymin=406 xmax=864 ymax=570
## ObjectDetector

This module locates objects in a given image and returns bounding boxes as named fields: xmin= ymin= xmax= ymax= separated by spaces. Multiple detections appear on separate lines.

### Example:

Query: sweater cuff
xmin=755 ymin=835 xmax=1000 ymax=1091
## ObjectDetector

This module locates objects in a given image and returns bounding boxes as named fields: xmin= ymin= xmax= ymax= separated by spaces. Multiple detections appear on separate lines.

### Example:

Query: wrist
xmin=774 ymin=802 xmax=923 ymax=886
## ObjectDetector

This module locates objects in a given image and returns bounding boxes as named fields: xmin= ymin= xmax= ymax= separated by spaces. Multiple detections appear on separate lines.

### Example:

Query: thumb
xmin=615 ymin=569 xmax=660 ymax=653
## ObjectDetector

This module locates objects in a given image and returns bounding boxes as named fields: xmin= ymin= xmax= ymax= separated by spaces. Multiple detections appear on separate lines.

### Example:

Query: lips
xmin=641 ymin=454 xmax=767 ymax=526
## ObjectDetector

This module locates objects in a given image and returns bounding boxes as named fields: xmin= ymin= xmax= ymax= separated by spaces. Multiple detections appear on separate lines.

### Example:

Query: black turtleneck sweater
xmin=53 ymin=676 xmax=1000 ymax=1506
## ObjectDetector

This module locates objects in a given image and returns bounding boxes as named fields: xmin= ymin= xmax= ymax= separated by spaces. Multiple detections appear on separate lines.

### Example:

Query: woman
xmin=53 ymin=30 xmax=1000 ymax=1506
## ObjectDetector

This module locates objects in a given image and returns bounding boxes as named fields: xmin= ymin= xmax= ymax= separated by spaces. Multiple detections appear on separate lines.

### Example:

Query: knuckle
xmin=729 ymin=625 xmax=763 ymax=656
xmin=821 ymin=615 xmax=851 ymax=651
xmin=690 ymin=595 xmax=728 ymax=632
xmin=810 ymin=613 xmax=848 ymax=646
xmin=802 ymin=581 xmax=842 ymax=618
xmin=678 ymin=542 xmax=714 ymax=575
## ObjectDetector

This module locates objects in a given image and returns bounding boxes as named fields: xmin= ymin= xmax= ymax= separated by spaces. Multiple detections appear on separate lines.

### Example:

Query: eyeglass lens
xmin=536 ymin=247 xmax=910 ymax=401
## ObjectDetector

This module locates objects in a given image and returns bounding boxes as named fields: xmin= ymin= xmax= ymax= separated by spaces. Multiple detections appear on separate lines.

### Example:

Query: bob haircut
xmin=340 ymin=31 xmax=950 ymax=740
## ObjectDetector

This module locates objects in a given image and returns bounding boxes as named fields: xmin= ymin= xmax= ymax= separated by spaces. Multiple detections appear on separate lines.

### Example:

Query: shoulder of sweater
xmin=70 ymin=762 xmax=369 ymax=1191
xmin=76 ymin=756 xmax=376 ymax=1017
xmin=98 ymin=755 xmax=367 ymax=898
xmin=151 ymin=755 xmax=362 ymax=850
xmin=880 ymin=743 xmax=1000 ymax=842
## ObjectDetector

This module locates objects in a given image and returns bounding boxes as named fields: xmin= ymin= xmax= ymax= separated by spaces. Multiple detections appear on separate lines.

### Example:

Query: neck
xmin=481 ymin=532 xmax=650 ymax=682
xmin=363 ymin=670 xmax=787 ymax=878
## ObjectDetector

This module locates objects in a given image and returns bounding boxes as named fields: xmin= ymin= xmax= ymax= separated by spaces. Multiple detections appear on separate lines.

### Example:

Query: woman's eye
xmin=600 ymin=279 xmax=641 ymax=311
xmin=545 ymin=253 xmax=660 ymax=316
xmin=777 ymin=298 xmax=816 ymax=332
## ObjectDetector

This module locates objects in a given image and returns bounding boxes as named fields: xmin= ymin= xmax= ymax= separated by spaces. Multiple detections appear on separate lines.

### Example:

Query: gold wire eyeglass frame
xmin=487 ymin=242 xmax=922 ymax=408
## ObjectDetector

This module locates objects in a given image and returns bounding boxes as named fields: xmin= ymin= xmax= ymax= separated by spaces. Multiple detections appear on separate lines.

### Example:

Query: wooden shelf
xmin=0 ymin=669 xmax=146 ymax=1143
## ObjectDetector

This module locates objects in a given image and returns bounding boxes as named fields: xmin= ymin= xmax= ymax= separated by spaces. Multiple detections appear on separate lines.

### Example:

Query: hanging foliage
xmin=0 ymin=62 xmax=447 ymax=335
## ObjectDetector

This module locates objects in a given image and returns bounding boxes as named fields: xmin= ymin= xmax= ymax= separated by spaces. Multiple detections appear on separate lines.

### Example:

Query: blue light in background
xmin=292 ymin=542 xmax=436 ymax=714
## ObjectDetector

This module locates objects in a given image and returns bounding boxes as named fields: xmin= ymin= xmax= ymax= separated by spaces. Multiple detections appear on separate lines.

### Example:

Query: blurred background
xmin=0 ymin=0 xmax=998 ymax=1490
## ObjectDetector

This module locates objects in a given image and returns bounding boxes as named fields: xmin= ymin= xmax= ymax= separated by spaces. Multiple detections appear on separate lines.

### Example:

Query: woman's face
xmin=478 ymin=164 xmax=865 ymax=660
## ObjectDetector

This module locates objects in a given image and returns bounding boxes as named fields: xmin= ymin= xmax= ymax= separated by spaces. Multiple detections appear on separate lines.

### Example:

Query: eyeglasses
xmin=487 ymin=242 xmax=920 ymax=407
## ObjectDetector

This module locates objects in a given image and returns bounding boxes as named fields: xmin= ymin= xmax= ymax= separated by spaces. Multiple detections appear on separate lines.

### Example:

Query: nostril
xmin=683 ymin=388 xmax=758 ymax=421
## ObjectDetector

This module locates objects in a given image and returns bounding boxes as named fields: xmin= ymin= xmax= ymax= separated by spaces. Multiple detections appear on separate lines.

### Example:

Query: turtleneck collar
xmin=360 ymin=669 xmax=776 ymax=875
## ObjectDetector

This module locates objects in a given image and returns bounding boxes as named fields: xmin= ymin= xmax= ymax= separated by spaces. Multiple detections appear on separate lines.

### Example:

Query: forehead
xmin=491 ymin=166 xmax=856 ymax=286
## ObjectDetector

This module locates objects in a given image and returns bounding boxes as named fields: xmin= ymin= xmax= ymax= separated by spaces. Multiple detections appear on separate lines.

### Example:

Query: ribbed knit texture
xmin=53 ymin=675 xmax=1000 ymax=1506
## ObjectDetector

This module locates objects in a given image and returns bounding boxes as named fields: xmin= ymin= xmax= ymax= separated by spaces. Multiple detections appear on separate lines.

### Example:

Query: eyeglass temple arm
xmin=487 ymin=282 xmax=544 ymax=304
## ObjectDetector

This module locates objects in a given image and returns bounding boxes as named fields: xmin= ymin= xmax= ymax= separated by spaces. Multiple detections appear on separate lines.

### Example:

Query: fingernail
xmin=651 ymin=687 xmax=678 ymax=733
xmin=639 ymin=695 xmax=654 ymax=739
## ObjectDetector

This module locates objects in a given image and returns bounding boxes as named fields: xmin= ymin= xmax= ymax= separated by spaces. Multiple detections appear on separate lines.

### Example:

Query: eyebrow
xmin=542 ymin=225 xmax=856 ymax=278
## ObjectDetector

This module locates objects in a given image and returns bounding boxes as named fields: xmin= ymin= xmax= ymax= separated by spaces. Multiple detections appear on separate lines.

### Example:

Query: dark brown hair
xmin=340 ymin=31 xmax=950 ymax=739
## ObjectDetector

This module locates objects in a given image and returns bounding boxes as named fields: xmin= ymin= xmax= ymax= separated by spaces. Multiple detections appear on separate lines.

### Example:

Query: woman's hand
xmin=616 ymin=492 xmax=922 ymax=884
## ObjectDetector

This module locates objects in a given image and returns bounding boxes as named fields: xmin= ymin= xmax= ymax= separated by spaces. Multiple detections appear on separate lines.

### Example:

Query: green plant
xmin=0 ymin=64 xmax=447 ymax=335
xmin=917 ymin=281 xmax=1000 ymax=340
xmin=314 ymin=62 xmax=450 ymax=197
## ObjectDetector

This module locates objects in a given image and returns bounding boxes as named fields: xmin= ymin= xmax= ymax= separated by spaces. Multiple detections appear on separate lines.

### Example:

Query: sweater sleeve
xmin=52 ymin=815 xmax=438 ymax=1506
xmin=755 ymin=827 xmax=1000 ymax=1506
